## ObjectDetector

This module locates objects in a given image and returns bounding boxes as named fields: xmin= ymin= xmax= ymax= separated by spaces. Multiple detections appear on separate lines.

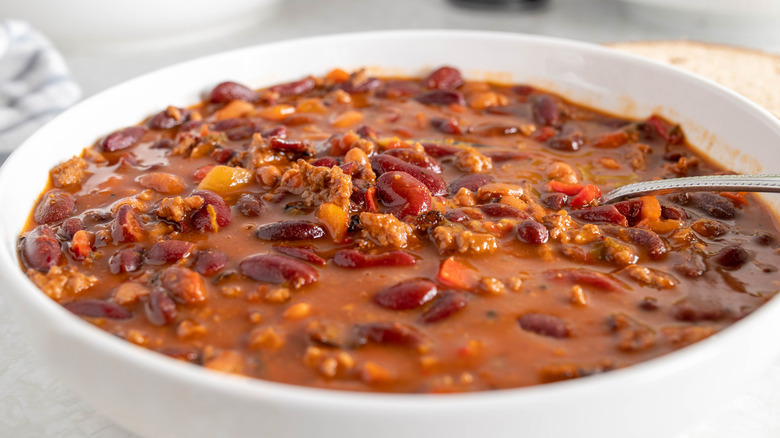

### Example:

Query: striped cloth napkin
xmin=0 ymin=20 xmax=80 ymax=155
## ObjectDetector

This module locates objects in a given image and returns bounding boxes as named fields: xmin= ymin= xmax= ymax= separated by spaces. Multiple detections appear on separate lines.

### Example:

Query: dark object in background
xmin=448 ymin=0 xmax=548 ymax=10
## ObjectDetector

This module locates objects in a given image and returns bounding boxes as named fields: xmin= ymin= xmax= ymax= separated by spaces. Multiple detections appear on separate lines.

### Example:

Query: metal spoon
xmin=601 ymin=174 xmax=780 ymax=204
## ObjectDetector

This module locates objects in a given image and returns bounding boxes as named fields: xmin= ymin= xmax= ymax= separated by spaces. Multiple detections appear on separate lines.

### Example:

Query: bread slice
xmin=607 ymin=40 xmax=780 ymax=118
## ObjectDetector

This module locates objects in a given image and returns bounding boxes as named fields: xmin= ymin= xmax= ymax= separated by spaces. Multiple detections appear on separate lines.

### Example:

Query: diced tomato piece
xmin=365 ymin=187 xmax=379 ymax=213
xmin=569 ymin=184 xmax=601 ymax=208
xmin=193 ymin=165 xmax=216 ymax=182
xmin=720 ymin=192 xmax=749 ymax=207
xmin=436 ymin=257 xmax=479 ymax=290
xmin=548 ymin=181 xmax=585 ymax=196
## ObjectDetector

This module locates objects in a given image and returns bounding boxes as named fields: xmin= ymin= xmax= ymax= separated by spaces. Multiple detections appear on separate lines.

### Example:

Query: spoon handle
xmin=602 ymin=174 xmax=780 ymax=204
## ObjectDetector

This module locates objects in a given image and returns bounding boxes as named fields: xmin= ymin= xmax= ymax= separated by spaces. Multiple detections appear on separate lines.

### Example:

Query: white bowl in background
xmin=1 ymin=30 xmax=780 ymax=438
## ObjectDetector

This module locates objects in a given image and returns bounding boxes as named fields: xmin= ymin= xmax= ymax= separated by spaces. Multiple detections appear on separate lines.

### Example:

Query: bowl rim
xmin=2 ymin=28 xmax=780 ymax=410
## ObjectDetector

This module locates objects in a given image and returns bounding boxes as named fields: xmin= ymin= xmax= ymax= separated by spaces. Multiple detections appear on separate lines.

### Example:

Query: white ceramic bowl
xmin=2 ymin=31 xmax=780 ymax=438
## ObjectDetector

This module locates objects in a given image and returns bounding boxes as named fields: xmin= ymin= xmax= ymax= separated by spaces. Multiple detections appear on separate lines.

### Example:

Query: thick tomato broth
xmin=19 ymin=67 xmax=780 ymax=393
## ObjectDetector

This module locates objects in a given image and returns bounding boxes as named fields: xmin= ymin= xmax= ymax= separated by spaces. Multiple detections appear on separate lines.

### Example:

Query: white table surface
xmin=2 ymin=0 xmax=779 ymax=436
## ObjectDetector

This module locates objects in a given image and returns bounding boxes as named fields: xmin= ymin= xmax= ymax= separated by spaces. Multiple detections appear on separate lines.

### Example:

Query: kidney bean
xmin=311 ymin=156 xmax=339 ymax=168
xmin=211 ymin=148 xmax=236 ymax=164
xmin=660 ymin=203 xmax=687 ymax=220
xmin=513 ymin=85 xmax=535 ymax=95
xmin=354 ymin=322 xmax=425 ymax=348
xmin=672 ymin=295 xmax=725 ymax=322
xmin=713 ymin=244 xmax=749 ymax=268
xmin=376 ymin=171 xmax=432 ymax=218
xmin=239 ymin=253 xmax=318 ymax=288
xmin=209 ymin=81 xmax=258 ymax=103
xmin=191 ymin=190 xmax=231 ymax=232
xmin=449 ymin=174 xmax=495 ymax=194
xmin=415 ymin=90 xmax=466 ymax=106
xmin=570 ymin=205 xmax=628 ymax=227
xmin=547 ymin=131 xmax=584 ymax=152
xmin=273 ymin=245 xmax=326 ymax=266
xmin=472 ymin=124 xmax=520 ymax=137
xmin=340 ymin=76 xmax=381 ymax=94
xmin=111 ymin=205 xmax=144 ymax=243
xmin=517 ymin=220 xmax=549 ymax=244
xmin=22 ymin=225 xmax=61 ymax=272
xmin=383 ymin=149 xmax=442 ymax=173
xmin=541 ymin=192 xmax=567 ymax=210
xmin=151 ymin=138 xmax=176 ymax=149
xmin=374 ymin=278 xmax=438 ymax=310
xmin=137 ymin=172 xmax=186 ymax=194
xmin=332 ymin=249 xmax=416 ymax=268
xmin=371 ymin=154 xmax=447 ymax=196
xmin=356 ymin=125 xmax=378 ymax=139
xmin=518 ymin=313 xmax=569 ymax=338
xmin=34 ymin=190 xmax=75 ymax=224
xmin=545 ymin=268 xmax=625 ymax=292
xmin=101 ymin=126 xmax=146 ymax=152
xmin=430 ymin=117 xmax=463 ymax=135
xmin=262 ymin=125 xmax=288 ymax=139
xmin=443 ymin=207 xmax=484 ymax=223
xmin=423 ymin=66 xmax=463 ymax=89
xmin=421 ymin=291 xmax=467 ymax=323
xmin=754 ymin=231 xmax=775 ymax=246
xmin=64 ymin=299 xmax=133 ymax=320
xmin=211 ymin=118 xmax=244 ymax=131
xmin=161 ymin=266 xmax=207 ymax=304
xmin=192 ymin=249 xmax=228 ymax=276
xmin=147 ymin=240 xmax=195 ymax=264
xmin=616 ymin=228 xmax=667 ymax=259
xmin=269 ymin=137 xmax=310 ymax=154
xmin=691 ymin=218 xmax=729 ymax=238
xmin=484 ymin=150 xmax=528 ymax=162
xmin=148 ymin=108 xmax=190 ymax=130
xmin=613 ymin=199 xmax=642 ymax=225
xmin=532 ymin=95 xmax=560 ymax=127
xmin=145 ymin=290 xmax=178 ymax=326
xmin=236 ymin=193 xmax=264 ymax=217
xmin=269 ymin=76 xmax=316 ymax=97
xmin=59 ymin=217 xmax=84 ymax=240
xmin=671 ymin=192 xmax=737 ymax=220
xmin=256 ymin=220 xmax=325 ymax=241
xmin=108 ymin=246 xmax=143 ymax=274
xmin=479 ymin=203 xmax=529 ymax=219
xmin=421 ymin=142 xmax=459 ymax=158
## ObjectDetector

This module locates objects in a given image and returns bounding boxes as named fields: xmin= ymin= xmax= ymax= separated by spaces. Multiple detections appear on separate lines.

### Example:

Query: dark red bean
xmin=64 ymin=299 xmax=133 ymax=320
xmin=517 ymin=220 xmax=549 ymax=244
xmin=443 ymin=208 xmax=484 ymax=223
xmin=109 ymin=246 xmax=143 ymax=274
xmin=421 ymin=142 xmax=458 ymax=158
xmin=272 ymin=245 xmax=326 ymax=266
xmin=151 ymin=138 xmax=176 ymax=149
xmin=430 ymin=117 xmax=463 ymax=135
xmin=421 ymin=291 xmax=467 ymax=323
xmin=671 ymin=192 xmax=737 ymax=220
xmin=101 ymin=126 xmax=146 ymax=152
xmin=376 ymin=171 xmax=432 ymax=218
xmin=377 ymin=80 xmax=422 ymax=99
xmin=209 ymin=81 xmax=258 ymax=103
xmin=571 ymin=205 xmax=629 ymax=227
xmin=383 ymin=149 xmax=442 ymax=173
xmin=239 ymin=253 xmax=318 ymax=288
xmin=613 ymin=199 xmax=642 ymax=226
xmin=332 ymin=249 xmax=416 ymax=268
xmin=518 ymin=313 xmax=569 ymax=338
xmin=148 ymin=108 xmax=189 ymax=130
xmin=211 ymin=118 xmax=244 ymax=132
xmin=193 ymin=249 xmax=228 ymax=276
xmin=262 ymin=125 xmax=288 ymax=139
xmin=354 ymin=322 xmax=425 ymax=348
xmin=356 ymin=125 xmax=378 ymax=139
xmin=340 ymin=76 xmax=382 ymax=94
xmin=111 ymin=205 xmax=144 ymax=243
xmin=236 ymin=193 xmax=264 ymax=217
xmin=211 ymin=148 xmax=236 ymax=164
xmin=424 ymin=66 xmax=463 ymax=90
xmin=371 ymin=154 xmax=447 ymax=196
xmin=415 ymin=90 xmax=466 ymax=106
xmin=755 ymin=231 xmax=775 ymax=246
xmin=191 ymin=190 xmax=231 ymax=232
xmin=513 ymin=85 xmax=535 ymax=96
xmin=269 ymin=76 xmax=316 ymax=97
xmin=256 ymin=220 xmax=325 ymax=241
xmin=448 ymin=173 xmax=495 ymax=194
xmin=479 ymin=203 xmax=529 ymax=219
xmin=691 ymin=218 xmax=730 ymax=238
xmin=147 ymin=240 xmax=194 ymax=264
xmin=532 ymin=95 xmax=560 ymax=127
xmin=484 ymin=150 xmax=528 ymax=162
xmin=269 ymin=137 xmax=309 ymax=153
xmin=547 ymin=132 xmax=584 ymax=152
xmin=22 ymin=225 xmax=61 ymax=272
xmin=374 ymin=278 xmax=437 ymax=310
xmin=617 ymin=228 xmax=667 ymax=259
xmin=59 ymin=217 xmax=84 ymax=240
xmin=545 ymin=268 xmax=626 ymax=292
xmin=639 ymin=296 xmax=659 ymax=311
xmin=672 ymin=295 xmax=725 ymax=322
xmin=145 ymin=290 xmax=178 ymax=326
xmin=311 ymin=157 xmax=339 ymax=167
xmin=161 ymin=266 xmax=207 ymax=304
xmin=541 ymin=192 xmax=567 ymax=210
xmin=660 ymin=204 xmax=687 ymax=220
xmin=713 ymin=244 xmax=749 ymax=268
xmin=472 ymin=124 xmax=520 ymax=137
xmin=34 ymin=190 xmax=75 ymax=225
